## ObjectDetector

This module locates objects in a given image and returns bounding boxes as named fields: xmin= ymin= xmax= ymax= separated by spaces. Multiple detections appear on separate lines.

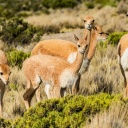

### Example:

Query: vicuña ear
xmin=94 ymin=26 xmax=97 ymax=30
xmin=74 ymin=34 xmax=79 ymax=41
xmin=85 ymin=35 xmax=88 ymax=40
xmin=83 ymin=19 xmax=86 ymax=23
xmin=92 ymin=19 xmax=95 ymax=23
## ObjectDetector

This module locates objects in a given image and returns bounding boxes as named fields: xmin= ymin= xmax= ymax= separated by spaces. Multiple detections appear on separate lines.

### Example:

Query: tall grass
xmin=80 ymin=44 xmax=123 ymax=95
xmin=86 ymin=103 xmax=128 ymax=128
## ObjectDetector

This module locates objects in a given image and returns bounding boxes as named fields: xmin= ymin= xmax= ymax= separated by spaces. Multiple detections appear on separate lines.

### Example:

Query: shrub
xmin=0 ymin=0 xmax=47 ymax=18
xmin=6 ymin=50 xmax=30 ymax=69
xmin=84 ymin=0 xmax=120 ymax=8
xmin=42 ymin=0 xmax=79 ymax=9
xmin=108 ymin=32 xmax=128 ymax=46
xmin=94 ymin=0 xmax=118 ymax=7
xmin=0 ymin=0 xmax=122 ymax=18
xmin=97 ymin=40 xmax=108 ymax=49
xmin=85 ymin=2 xmax=95 ymax=9
xmin=0 ymin=118 xmax=12 ymax=128
xmin=12 ymin=93 xmax=127 ymax=128
xmin=9 ymin=83 xmax=18 ymax=91
xmin=0 ymin=17 xmax=43 ymax=46
xmin=0 ymin=0 xmax=80 ymax=18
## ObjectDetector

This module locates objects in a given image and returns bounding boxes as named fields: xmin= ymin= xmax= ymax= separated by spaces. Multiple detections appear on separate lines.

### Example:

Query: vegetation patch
xmin=0 ymin=17 xmax=43 ymax=46
xmin=0 ymin=0 xmax=79 ymax=18
xmin=0 ymin=0 xmax=121 ymax=18
xmin=11 ymin=93 xmax=127 ymax=128
xmin=84 ymin=0 xmax=120 ymax=9
xmin=6 ymin=49 xmax=30 ymax=69
xmin=108 ymin=32 xmax=128 ymax=46
xmin=0 ymin=118 xmax=11 ymax=128
xmin=42 ymin=0 xmax=79 ymax=9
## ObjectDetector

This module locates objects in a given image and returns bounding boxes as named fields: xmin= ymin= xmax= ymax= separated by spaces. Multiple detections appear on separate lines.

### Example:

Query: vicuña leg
xmin=119 ymin=64 xmax=128 ymax=97
xmin=124 ymin=71 xmax=128 ymax=97
xmin=60 ymin=88 xmax=67 ymax=97
xmin=52 ymin=86 xmax=61 ymax=98
xmin=72 ymin=74 xmax=81 ymax=94
xmin=0 ymin=80 xmax=5 ymax=117
xmin=23 ymin=81 xmax=39 ymax=109
xmin=35 ymin=86 xmax=41 ymax=102
xmin=44 ymin=84 xmax=52 ymax=99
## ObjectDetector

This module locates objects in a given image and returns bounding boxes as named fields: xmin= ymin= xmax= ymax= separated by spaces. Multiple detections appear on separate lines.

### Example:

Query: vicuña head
xmin=22 ymin=35 xmax=88 ymax=109
xmin=74 ymin=34 xmax=88 ymax=55
xmin=83 ymin=15 xmax=95 ymax=30
xmin=0 ymin=63 xmax=11 ymax=117
xmin=93 ymin=25 xmax=108 ymax=41
xmin=0 ymin=64 xmax=11 ymax=85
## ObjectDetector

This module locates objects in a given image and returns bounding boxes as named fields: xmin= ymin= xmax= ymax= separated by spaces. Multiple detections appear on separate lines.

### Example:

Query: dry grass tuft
xmin=9 ymin=67 xmax=26 ymax=91
xmin=86 ymin=103 xmax=128 ymax=128
xmin=24 ymin=5 xmax=128 ymax=35
xmin=79 ymin=45 xmax=124 ymax=95
xmin=3 ymin=90 xmax=25 ymax=119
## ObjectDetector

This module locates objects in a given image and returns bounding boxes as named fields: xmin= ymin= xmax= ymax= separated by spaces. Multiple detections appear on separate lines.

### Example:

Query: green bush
xmin=84 ymin=0 xmax=120 ymax=8
xmin=0 ymin=118 xmax=12 ymax=128
xmin=0 ymin=0 xmax=121 ymax=18
xmin=42 ymin=0 xmax=79 ymax=9
xmin=12 ymin=93 xmax=127 ymax=128
xmin=0 ymin=17 xmax=43 ymax=46
xmin=0 ymin=0 xmax=47 ymax=18
xmin=0 ymin=0 xmax=80 ymax=18
xmin=108 ymin=32 xmax=128 ymax=46
xmin=85 ymin=2 xmax=95 ymax=9
xmin=6 ymin=50 xmax=30 ymax=69
xmin=94 ymin=0 xmax=118 ymax=7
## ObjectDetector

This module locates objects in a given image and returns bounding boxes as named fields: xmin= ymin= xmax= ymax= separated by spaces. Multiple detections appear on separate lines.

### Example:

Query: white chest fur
xmin=59 ymin=69 xmax=78 ymax=88
xmin=35 ymin=74 xmax=41 ymax=85
xmin=67 ymin=52 xmax=77 ymax=63
xmin=121 ymin=48 xmax=128 ymax=71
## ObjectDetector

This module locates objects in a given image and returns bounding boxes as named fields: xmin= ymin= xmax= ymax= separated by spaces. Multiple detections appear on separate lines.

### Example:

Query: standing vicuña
xmin=30 ymin=16 xmax=95 ymax=101
xmin=118 ymin=33 xmax=128 ymax=97
xmin=22 ymin=35 xmax=88 ymax=109
xmin=0 ymin=64 xmax=11 ymax=117
xmin=31 ymin=23 xmax=108 ymax=98
xmin=72 ymin=25 xmax=108 ymax=93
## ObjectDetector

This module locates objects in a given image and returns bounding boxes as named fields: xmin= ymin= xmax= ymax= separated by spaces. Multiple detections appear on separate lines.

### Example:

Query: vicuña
xmin=22 ymin=35 xmax=88 ymax=109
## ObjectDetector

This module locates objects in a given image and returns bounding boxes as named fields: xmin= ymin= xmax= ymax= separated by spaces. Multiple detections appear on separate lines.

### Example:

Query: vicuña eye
xmin=9 ymin=72 xmax=11 ymax=75
xmin=83 ymin=20 xmax=86 ymax=22
xmin=92 ymin=20 xmax=95 ymax=23
xmin=85 ymin=45 xmax=88 ymax=49
xmin=99 ymin=32 xmax=103 ymax=34
xmin=78 ymin=45 xmax=80 ymax=47
xmin=0 ymin=72 xmax=3 ymax=75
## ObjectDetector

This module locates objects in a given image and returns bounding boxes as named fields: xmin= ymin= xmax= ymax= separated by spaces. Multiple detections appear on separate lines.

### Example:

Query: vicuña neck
xmin=84 ymin=28 xmax=92 ymax=58
xmin=69 ymin=48 xmax=84 ymax=74
xmin=86 ymin=28 xmax=97 ymax=61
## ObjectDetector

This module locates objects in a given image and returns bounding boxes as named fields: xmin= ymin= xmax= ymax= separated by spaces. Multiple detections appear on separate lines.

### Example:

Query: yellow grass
xmin=24 ymin=5 xmax=128 ymax=33
xmin=85 ymin=103 xmax=128 ymax=128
